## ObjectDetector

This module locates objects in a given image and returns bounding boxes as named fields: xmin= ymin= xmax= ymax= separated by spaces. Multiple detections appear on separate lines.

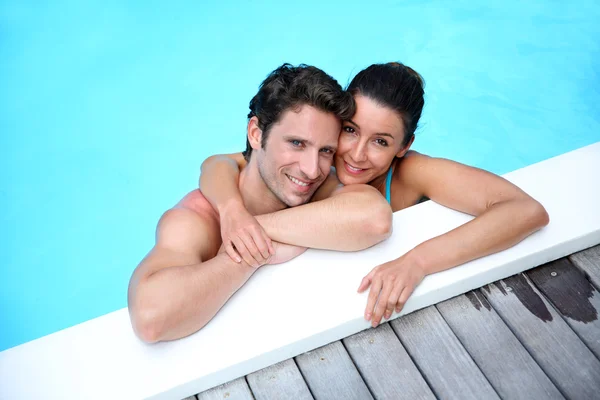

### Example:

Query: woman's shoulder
xmin=394 ymin=150 xmax=431 ymax=179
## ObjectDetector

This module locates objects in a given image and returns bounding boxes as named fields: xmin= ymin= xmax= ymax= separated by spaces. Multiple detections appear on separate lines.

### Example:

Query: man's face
xmin=256 ymin=105 xmax=341 ymax=207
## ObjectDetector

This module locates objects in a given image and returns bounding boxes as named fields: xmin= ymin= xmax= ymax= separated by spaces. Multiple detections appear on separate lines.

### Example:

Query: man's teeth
xmin=288 ymin=175 xmax=309 ymax=186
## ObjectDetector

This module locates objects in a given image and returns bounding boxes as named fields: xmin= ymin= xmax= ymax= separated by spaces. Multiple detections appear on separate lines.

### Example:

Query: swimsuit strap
xmin=385 ymin=165 xmax=393 ymax=204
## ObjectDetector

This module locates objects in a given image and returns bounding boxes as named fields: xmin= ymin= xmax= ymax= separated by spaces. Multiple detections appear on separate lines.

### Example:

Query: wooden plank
xmin=526 ymin=258 xmax=600 ymax=359
xmin=196 ymin=377 xmax=254 ymax=400
xmin=390 ymin=306 xmax=499 ymax=400
xmin=437 ymin=292 xmax=563 ymax=399
xmin=295 ymin=341 xmax=373 ymax=400
xmin=481 ymin=274 xmax=600 ymax=399
xmin=4 ymin=143 xmax=600 ymax=400
xmin=342 ymin=323 xmax=435 ymax=400
xmin=569 ymin=244 xmax=600 ymax=290
xmin=246 ymin=359 xmax=313 ymax=400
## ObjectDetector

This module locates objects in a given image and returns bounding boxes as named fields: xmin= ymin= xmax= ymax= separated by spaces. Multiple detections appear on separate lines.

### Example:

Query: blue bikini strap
xmin=385 ymin=166 xmax=393 ymax=204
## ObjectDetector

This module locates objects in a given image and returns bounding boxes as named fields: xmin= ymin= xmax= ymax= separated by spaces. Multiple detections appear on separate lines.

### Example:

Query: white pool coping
xmin=1 ymin=141 xmax=599 ymax=400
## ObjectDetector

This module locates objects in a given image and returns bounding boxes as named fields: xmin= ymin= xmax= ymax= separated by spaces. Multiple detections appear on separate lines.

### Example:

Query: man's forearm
xmin=131 ymin=253 xmax=256 ymax=342
xmin=255 ymin=185 xmax=393 ymax=251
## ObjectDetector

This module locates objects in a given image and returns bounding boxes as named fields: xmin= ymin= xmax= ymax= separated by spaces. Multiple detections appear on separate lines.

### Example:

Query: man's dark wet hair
xmin=242 ymin=63 xmax=355 ymax=161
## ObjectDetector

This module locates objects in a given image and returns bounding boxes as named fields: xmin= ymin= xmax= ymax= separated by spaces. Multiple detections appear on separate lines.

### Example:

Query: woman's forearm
xmin=255 ymin=185 xmax=393 ymax=251
xmin=407 ymin=199 xmax=549 ymax=275
xmin=199 ymin=155 xmax=245 ymax=214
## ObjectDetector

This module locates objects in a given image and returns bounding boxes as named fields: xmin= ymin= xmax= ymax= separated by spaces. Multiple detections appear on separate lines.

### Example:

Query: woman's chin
xmin=338 ymin=171 xmax=370 ymax=186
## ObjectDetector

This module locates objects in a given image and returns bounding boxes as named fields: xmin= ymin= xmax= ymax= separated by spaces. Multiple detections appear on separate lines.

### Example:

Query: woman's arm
xmin=199 ymin=152 xmax=246 ymax=215
xmin=400 ymin=151 xmax=549 ymax=272
xmin=199 ymin=153 xmax=274 ymax=267
xmin=360 ymin=151 xmax=549 ymax=327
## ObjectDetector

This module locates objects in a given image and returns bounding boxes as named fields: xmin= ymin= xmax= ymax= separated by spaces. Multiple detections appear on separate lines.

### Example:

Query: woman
xmin=198 ymin=62 xmax=550 ymax=328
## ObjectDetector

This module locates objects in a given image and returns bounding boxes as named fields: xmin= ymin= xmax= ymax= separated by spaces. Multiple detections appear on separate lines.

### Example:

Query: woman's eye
xmin=343 ymin=126 xmax=355 ymax=133
xmin=375 ymin=139 xmax=388 ymax=147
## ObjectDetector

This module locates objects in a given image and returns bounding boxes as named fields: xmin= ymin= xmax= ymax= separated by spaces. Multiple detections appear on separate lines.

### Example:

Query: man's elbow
xmin=128 ymin=280 xmax=169 ymax=344
xmin=528 ymin=199 xmax=550 ymax=230
xmin=128 ymin=289 xmax=168 ymax=344
xmin=361 ymin=190 xmax=393 ymax=245
xmin=367 ymin=202 xmax=393 ymax=241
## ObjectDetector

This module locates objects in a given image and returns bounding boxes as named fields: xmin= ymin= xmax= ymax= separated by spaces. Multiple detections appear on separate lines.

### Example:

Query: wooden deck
xmin=187 ymin=244 xmax=600 ymax=400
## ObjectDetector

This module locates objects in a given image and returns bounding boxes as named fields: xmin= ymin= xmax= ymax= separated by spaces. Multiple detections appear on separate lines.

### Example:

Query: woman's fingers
xmin=358 ymin=268 xmax=377 ymax=293
xmin=384 ymin=284 xmax=404 ymax=320
xmin=365 ymin=275 xmax=382 ymax=321
xmin=241 ymin=233 xmax=266 ymax=266
xmin=396 ymin=285 xmax=413 ymax=314
xmin=371 ymin=281 xmax=393 ymax=327
xmin=225 ymin=242 xmax=241 ymax=263
xmin=231 ymin=236 xmax=258 ymax=268
xmin=250 ymin=226 xmax=272 ymax=259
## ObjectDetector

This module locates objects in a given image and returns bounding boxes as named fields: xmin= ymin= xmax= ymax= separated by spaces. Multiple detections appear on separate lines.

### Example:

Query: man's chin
xmin=282 ymin=193 xmax=313 ymax=207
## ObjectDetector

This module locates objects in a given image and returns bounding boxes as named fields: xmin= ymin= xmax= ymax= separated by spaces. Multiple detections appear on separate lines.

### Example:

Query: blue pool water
xmin=1 ymin=1 xmax=599 ymax=352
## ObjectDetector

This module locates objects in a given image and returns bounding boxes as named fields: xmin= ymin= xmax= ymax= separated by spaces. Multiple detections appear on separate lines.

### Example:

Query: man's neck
xmin=238 ymin=159 xmax=288 ymax=216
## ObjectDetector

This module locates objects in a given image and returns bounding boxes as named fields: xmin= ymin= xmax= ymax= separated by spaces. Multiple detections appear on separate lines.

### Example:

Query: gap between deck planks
xmin=480 ymin=273 xmax=600 ymax=399
xmin=193 ymin=247 xmax=600 ymax=400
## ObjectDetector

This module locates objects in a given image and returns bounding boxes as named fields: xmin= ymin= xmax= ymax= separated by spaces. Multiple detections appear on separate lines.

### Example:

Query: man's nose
xmin=299 ymin=151 xmax=320 ymax=180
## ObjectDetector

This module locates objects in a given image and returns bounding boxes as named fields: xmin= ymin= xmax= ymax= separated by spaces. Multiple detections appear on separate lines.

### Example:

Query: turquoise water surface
xmin=1 ymin=1 xmax=599 ymax=352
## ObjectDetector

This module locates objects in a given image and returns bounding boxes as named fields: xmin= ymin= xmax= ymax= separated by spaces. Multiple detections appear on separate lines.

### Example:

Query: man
xmin=127 ymin=64 xmax=393 ymax=344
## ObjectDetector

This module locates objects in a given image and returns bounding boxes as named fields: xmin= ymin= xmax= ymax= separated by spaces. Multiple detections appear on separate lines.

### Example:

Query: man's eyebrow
xmin=283 ymin=135 xmax=313 ymax=146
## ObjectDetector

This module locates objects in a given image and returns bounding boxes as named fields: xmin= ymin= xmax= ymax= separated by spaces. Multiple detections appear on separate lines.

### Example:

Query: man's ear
xmin=247 ymin=116 xmax=263 ymax=151
xmin=396 ymin=134 xmax=415 ymax=158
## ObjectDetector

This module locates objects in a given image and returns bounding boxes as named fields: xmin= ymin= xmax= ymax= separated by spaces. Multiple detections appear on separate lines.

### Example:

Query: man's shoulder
xmin=155 ymin=191 xmax=222 ymax=258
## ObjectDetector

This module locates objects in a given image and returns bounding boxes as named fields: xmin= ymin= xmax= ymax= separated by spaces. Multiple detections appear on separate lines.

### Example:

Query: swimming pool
xmin=1 ymin=1 xmax=599 ymax=353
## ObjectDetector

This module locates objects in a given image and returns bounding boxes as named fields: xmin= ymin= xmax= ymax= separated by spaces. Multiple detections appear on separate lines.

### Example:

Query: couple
xmin=128 ymin=62 xmax=549 ymax=344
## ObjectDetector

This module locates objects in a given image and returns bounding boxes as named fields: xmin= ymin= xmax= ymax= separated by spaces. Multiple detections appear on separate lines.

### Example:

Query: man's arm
xmin=256 ymin=180 xmax=393 ymax=251
xmin=127 ymin=208 xmax=256 ymax=343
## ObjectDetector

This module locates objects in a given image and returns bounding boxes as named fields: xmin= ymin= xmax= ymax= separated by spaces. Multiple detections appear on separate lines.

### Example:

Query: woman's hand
xmin=357 ymin=253 xmax=426 ymax=327
xmin=219 ymin=204 xmax=275 ymax=268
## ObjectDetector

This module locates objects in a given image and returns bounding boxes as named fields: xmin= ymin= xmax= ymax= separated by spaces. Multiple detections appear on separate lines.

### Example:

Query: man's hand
xmin=357 ymin=252 xmax=426 ymax=327
xmin=219 ymin=203 xmax=275 ymax=268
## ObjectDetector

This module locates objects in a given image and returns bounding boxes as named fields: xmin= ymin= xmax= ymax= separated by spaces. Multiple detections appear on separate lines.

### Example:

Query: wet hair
xmin=242 ymin=63 xmax=355 ymax=162
xmin=347 ymin=62 xmax=425 ymax=146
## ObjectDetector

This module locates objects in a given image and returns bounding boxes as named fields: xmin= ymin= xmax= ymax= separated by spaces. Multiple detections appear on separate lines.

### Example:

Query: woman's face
xmin=335 ymin=95 xmax=410 ymax=185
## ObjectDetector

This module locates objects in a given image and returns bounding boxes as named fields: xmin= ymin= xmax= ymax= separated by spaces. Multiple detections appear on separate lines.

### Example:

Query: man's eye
xmin=291 ymin=140 xmax=302 ymax=147
xmin=320 ymin=148 xmax=334 ymax=154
